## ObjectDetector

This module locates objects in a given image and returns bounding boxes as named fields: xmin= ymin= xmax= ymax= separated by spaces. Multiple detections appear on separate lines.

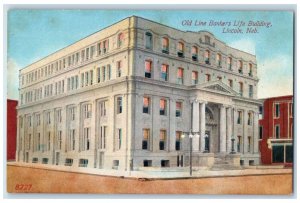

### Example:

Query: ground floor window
xmin=161 ymin=160 xmax=170 ymax=167
xmin=32 ymin=157 xmax=38 ymax=163
xmin=79 ymin=159 xmax=88 ymax=167
xmin=113 ymin=160 xmax=119 ymax=169
xmin=272 ymin=144 xmax=293 ymax=163
xmin=42 ymin=158 xmax=49 ymax=164
xmin=143 ymin=160 xmax=152 ymax=167
xmin=65 ymin=158 xmax=73 ymax=166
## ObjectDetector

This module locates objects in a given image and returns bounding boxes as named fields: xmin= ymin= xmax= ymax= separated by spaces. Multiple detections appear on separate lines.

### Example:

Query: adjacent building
xmin=16 ymin=16 xmax=261 ymax=172
xmin=259 ymin=95 xmax=293 ymax=165
xmin=7 ymin=99 xmax=18 ymax=161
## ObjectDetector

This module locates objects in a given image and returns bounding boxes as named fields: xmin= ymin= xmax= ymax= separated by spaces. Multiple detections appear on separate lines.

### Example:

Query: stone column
xmin=232 ymin=108 xmax=237 ymax=152
xmin=253 ymin=111 xmax=259 ymax=153
xmin=200 ymin=101 xmax=206 ymax=152
xmin=219 ymin=105 xmax=226 ymax=153
xmin=192 ymin=100 xmax=200 ymax=151
xmin=243 ymin=110 xmax=248 ymax=153
xmin=226 ymin=107 xmax=232 ymax=153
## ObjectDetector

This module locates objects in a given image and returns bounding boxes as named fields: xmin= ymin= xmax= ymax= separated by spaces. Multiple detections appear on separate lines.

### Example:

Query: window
xmin=275 ymin=125 xmax=280 ymax=139
xmin=192 ymin=71 xmax=198 ymax=85
xmin=177 ymin=42 xmax=184 ymax=57
xmin=228 ymin=79 xmax=233 ymax=88
xmin=37 ymin=133 xmax=41 ymax=151
xmin=117 ymin=129 xmax=122 ymax=150
xmin=84 ymin=128 xmax=90 ymax=150
xmin=97 ymin=42 xmax=102 ymax=55
xmin=159 ymin=130 xmax=166 ymax=150
xmin=99 ymin=126 xmax=107 ymax=149
xmin=259 ymin=126 xmax=263 ymax=139
xmin=249 ymin=85 xmax=253 ymax=98
xmin=142 ymin=129 xmax=150 ymax=150
xmin=57 ymin=131 xmax=62 ymax=150
xmin=113 ymin=160 xmax=119 ymax=169
xmin=160 ymin=99 xmax=167 ymax=116
xmin=27 ymin=134 xmax=31 ymax=150
xmin=237 ymin=111 xmax=242 ymax=124
xmin=216 ymin=53 xmax=222 ymax=67
xmin=161 ymin=160 xmax=170 ymax=167
xmin=36 ymin=114 xmax=40 ymax=126
xmin=204 ymin=50 xmax=210 ymax=64
xmin=145 ymin=60 xmax=152 ymax=78
xmin=118 ymin=33 xmax=124 ymax=47
xmin=117 ymin=61 xmax=122 ymax=77
xmin=143 ymin=97 xmax=150 ymax=114
xmin=192 ymin=46 xmax=198 ymax=61
xmin=275 ymin=103 xmax=280 ymax=118
xmin=102 ymin=66 xmax=106 ymax=82
xmin=248 ymin=112 xmax=252 ymax=125
xmin=65 ymin=158 xmax=73 ymax=166
xmin=259 ymin=106 xmax=263 ymax=119
xmin=85 ymin=72 xmax=89 ymax=86
xmin=79 ymin=159 xmax=88 ymax=167
xmin=205 ymin=74 xmax=211 ymax=82
xmin=162 ymin=37 xmax=169 ymax=53
xmin=103 ymin=40 xmax=109 ymax=54
xmin=248 ymin=137 xmax=251 ymax=152
xmin=143 ymin=160 xmax=152 ymax=167
xmin=239 ymin=82 xmax=243 ymax=96
xmin=161 ymin=64 xmax=168 ymax=81
xmin=97 ymin=67 xmax=101 ymax=83
xmin=176 ymin=102 xmax=182 ymax=117
xmin=90 ymin=70 xmax=93 ymax=85
xmin=238 ymin=60 xmax=243 ymax=74
xmin=83 ymin=104 xmax=92 ymax=119
xmin=68 ymin=129 xmax=76 ymax=151
xmin=237 ymin=136 xmax=241 ymax=153
xmin=249 ymin=63 xmax=253 ymax=76
xmin=100 ymin=101 xmax=107 ymax=117
xmin=42 ymin=158 xmax=49 ymax=164
xmin=56 ymin=109 xmax=62 ymax=123
xmin=70 ymin=107 xmax=76 ymax=121
xmin=217 ymin=76 xmax=222 ymax=81
xmin=117 ymin=97 xmax=122 ymax=114
xmin=32 ymin=158 xmax=38 ymax=163
xmin=107 ymin=65 xmax=111 ymax=80
xmin=177 ymin=68 xmax=184 ymax=84
xmin=145 ymin=32 xmax=153 ymax=49
xmin=205 ymin=35 xmax=211 ymax=44
xmin=176 ymin=131 xmax=182 ymax=151
xmin=46 ymin=112 xmax=51 ymax=125
xmin=47 ymin=132 xmax=51 ymax=151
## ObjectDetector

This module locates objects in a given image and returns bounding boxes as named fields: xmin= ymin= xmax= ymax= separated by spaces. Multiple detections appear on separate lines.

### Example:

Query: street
xmin=6 ymin=165 xmax=293 ymax=195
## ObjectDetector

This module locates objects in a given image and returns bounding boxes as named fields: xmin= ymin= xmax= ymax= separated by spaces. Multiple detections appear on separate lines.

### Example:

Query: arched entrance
xmin=205 ymin=104 xmax=219 ymax=153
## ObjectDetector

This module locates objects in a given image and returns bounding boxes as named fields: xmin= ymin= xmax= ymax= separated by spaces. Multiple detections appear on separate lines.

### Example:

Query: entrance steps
xmin=210 ymin=154 xmax=241 ymax=171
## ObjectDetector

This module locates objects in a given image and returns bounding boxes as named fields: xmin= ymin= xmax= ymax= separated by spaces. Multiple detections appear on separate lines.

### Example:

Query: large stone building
xmin=16 ymin=16 xmax=261 ymax=172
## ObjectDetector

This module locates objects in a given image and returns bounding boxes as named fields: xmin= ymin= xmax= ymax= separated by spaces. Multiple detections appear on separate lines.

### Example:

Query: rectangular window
xmin=143 ymin=97 xmax=150 ymax=114
xmin=192 ymin=71 xmax=198 ymax=85
xmin=239 ymin=82 xmax=243 ymax=96
xmin=259 ymin=126 xmax=263 ymax=139
xmin=79 ymin=159 xmax=88 ymax=167
xmin=249 ymin=85 xmax=253 ymax=98
xmin=161 ymin=64 xmax=168 ymax=81
xmin=248 ymin=137 xmax=251 ymax=152
xmin=237 ymin=136 xmax=241 ymax=153
xmin=117 ymin=97 xmax=122 ymax=114
xmin=70 ymin=129 xmax=75 ymax=151
xmin=100 ymin=101 xmax=107 ymax=117
xmin=248 ymin=112 xmax=252 ymax=125
xmin=57 ymin=131 xmax=62 ymax=150
xmin=175 ymin=131 xmax=182 ymax=151
xmin=142 ymin=129 xmax=150 ymax=150
xmin=176 ymin=102 xmax=182 ymax=117
xmin=101 ymin=66 xmax=106 ymax=82
xmin=84 ymin=104 xmax=92 ymax=119
xmin=117 ymin=61 xmax=122 ymax=77
xmin=90 ymin=70 xmax=93 ymax=85
xmin=259 ymin=106 xmax=263 ymax=119
xmin=85 ymin=72 xmax=89 ymax=86
xmin=145 ymin=32 xmax=153 ymax=49
xmin=117 ymin=129 xmax=122 ymax=150
xmin=107 ymin=65 xmax=111 ymax=80
xmin=99 ymin=126 xmax=107 ymax=149
xmin=145 ymin=60 xmax=152 ymax=78
xmin=97 ymin=67 xmax=101 ymax=83
xmin=65 ymin=158 xmax=73 ymax=166
xmin=84 ymin=128 xmax=90 ymax=150
xmin=48 ymin=132 xmax=51 ymax=151
xmin=56 ymin=109 xmax=62 ymax=123
xmin=228 ymin=79 xmax=233 ymax=88
xmin=103 ymin=40 xmax=108 ymax=54
xmin=160 ymin=99 xmax=167 ymax=116
xmin=162 ymin=37 xmax=169 ymax=53
xmin=275 ymin=103 xmax=280 ymax=118
xmin=237 ymin=111 xmax=242 ymax=124
xmin=37 ymin=133 xmax=41 ymax=151
xmin=97 ymin=42 xmax=101 ymax=55
xmin=81 ymin=73 xmax=84 ymax=87
xmin=205 ymin=74 xmax=211 ymax=82
xmin=70 ymin=107 xmax=76 ymax=121
xmin=159 ymin=130 xmax=166 ymax=150
xmin=46 ymin=112 xmax=51 ymax=125
xmin=177 ymin=68 xmax=184 ymax=84
xmin=275 ymin=125 xmax=280 ymax=139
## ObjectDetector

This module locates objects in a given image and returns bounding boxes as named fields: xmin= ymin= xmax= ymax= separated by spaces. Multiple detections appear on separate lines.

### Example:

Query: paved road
xmin=6 ymin=165 xmax=293 ymax=195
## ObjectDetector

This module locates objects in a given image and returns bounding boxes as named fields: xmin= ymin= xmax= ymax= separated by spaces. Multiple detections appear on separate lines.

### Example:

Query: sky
xmin=6 ymin=10 xmax=294 ymax=100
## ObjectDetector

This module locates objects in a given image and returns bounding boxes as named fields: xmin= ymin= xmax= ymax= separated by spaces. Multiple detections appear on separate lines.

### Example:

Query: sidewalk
xmin=7 ymin=162 xmax=292 ymax=180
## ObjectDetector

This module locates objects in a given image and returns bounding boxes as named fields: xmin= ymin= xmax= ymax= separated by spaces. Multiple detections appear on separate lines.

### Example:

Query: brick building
xmin=259 ymin=95 xmax=293 ymax=165
xmin=7 ymin=99 xmax=18 ymax=161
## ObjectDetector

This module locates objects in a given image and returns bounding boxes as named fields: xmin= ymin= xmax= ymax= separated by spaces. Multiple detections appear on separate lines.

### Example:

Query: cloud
xmin=257 ymin=54 xmax=293 ymax=98
xmin=7 ymin=58 xmax=20 ymax=100
xmin=228 ymin=39 xmax=256 ymax=55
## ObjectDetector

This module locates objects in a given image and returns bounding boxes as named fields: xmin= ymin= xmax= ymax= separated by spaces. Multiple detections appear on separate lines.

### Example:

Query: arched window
xmin=145 ymin=32 xmax=153 ymax=49
xmin=192 ymin=46 xmax=198 ymax=61
xmin=118 ymin=33 xmax=124 ymax=47
xmin=204 ymin=50 xmax=210 ymax=64
xmin=162 ymin=37 xmax=169 ymax=53
xmin=238 ymin=60 xmax=243 ymax=74
xmin=227 ymin=57 xmax=232 ymax=70
xmin=177 ymin=42 xmax=184 ymax=57
xmin=216 ymin=53 xmax=222 ymax=67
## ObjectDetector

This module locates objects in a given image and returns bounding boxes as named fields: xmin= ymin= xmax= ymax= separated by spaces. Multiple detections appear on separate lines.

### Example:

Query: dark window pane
xmin=286 ymin=145 xmax=293 ymax=163
xmin=272 ymin=145 xmax=284 ymax=163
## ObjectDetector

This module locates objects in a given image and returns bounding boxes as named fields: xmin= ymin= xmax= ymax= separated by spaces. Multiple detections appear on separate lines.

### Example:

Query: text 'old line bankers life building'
xmin=16 ymin=16 xmax=261 ymax=172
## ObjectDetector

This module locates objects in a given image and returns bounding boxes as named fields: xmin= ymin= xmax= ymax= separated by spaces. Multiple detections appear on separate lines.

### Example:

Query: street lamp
xmin=181 ymin=131 xmax=200 ymax=176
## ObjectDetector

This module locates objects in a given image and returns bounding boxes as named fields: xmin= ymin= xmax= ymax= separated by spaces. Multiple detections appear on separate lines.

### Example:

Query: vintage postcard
xmin=5 ymin=8 xmax=294 ymax=195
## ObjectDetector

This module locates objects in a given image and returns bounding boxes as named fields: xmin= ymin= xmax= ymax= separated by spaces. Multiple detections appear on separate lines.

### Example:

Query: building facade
xmin=17 ymin=16 xmax=261 ymax=172
xmin=7 ymin=99 xmax=18 ymax=161
xmin=259 ymin=95 xmax=293 ymax=165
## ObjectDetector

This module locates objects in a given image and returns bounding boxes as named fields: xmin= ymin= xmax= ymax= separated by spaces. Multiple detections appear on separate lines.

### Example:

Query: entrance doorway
xmin=205 ymin=131 xmax=210 ymax=152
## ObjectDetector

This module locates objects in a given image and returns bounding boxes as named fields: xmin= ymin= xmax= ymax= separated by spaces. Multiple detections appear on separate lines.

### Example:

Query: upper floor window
xmin=239 ymin=82 xmax=243 ymax=96
xmin=216 ymin=53 xmax=222 ymax=67
xmin=176 ymin=102 xmax=182 ymax=117
xmin=275 ymin=103 xmax=280 ymax=118
xmin=205 ymin=74 xmax=211 ymax=82
xmin=117 ymin=97 xmax=123 ymax=114
xmin=177 ymin=68 xmax=184 ymax=85
xmin=204 ymin=50 xmax=210 ymax=64
xmin=69 ymin=107 xmax=76 ymax=121
xmin=227 ymin=57 xmax=232 ymax=70
xmin=118 ymin=33 xmax=124 ymax=47
xmin=192 ymin=46 xmax=198 ymax=61
xmin=177 ymin=42 xmax=184 ymax=57
xmin=117 ymin=61 xmax=122 ymax=77
xmin=238 ymin=60 xmax=243 ymax=74
xmin=100 ymin=101 xmax=107 ymax=117
xmin=103 ymin=40 xmax=109 ymax=54
xmin=83 ymin=104 xmax=92 ymax=119
xmin=145 ymin=32 xmax=153 ymax=49
xmin=205 ymin=35 xmax=211 ymax=44
xmin=162 ymin=37 xmax=169 ymax=53
xmin=248 ymin=112 xmax=252 ymax=125
xmin=56 ymin=109 xmax=62 ymax=123
xmin=249 ymin=63 xmax=253 ymax=77
xmin=237 ymin=111 xmax=242 ymax=124
xmin=117 ymin=128 xmax=122 ymax=150
xmin=142 ymin=129 xmax=150 ymax=150
xmin=143 ymin=97 xmax=150 ymax=114
xmin=97 ymin=42 xmax=102 ymax=55
xmin=259 ymin=126 xmax=263 ymax=139
xmin=159 ymin=130 xmax=166 ymax=150
xmin=145 ymin=60 xmax=152 ymax=78
xmin=160 ymin=99 xmax=167 ymax=116
xmin=161 ymin=64 xmax=168 ymax=81
xmin=83 ymin=127 xmax=90 ymax=151
xmin=249 ymin=85 xmax=253 ymax=98
xmin=259 ymin=106 xmax=263 ymax=119
xmin=228 ymin=79 xmax=233 ymax=88
xmin=46 ymin=112 xmax=51 ymax=125
xmin=275 ymin=125 xmax=280 ymax=139
xmin=192 ymin=71 xmax=198 ymax=85
xmin=175 ymin=131 xmax=182 ymax=151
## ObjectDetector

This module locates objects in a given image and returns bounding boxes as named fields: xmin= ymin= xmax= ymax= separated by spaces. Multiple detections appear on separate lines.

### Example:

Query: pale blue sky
xmin=7 ymin=10 xmax=294 ymax=99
